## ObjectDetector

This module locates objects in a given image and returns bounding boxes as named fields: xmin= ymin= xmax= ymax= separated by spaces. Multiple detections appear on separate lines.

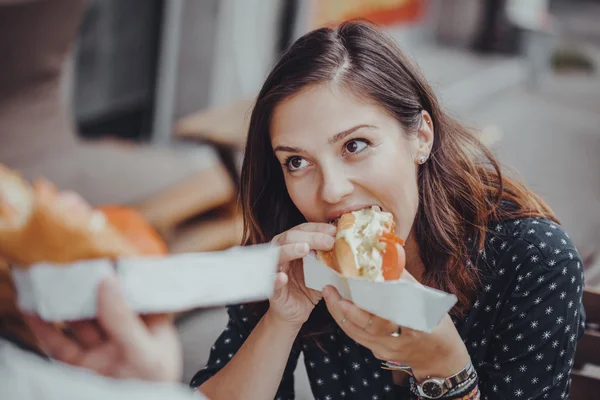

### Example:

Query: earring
xmin=418 ymin=155 xmax=428 ymax=164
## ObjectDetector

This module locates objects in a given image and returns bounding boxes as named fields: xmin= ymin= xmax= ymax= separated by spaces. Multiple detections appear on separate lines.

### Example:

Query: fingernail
xmin=323 ymin=235 xmax=335 ymax=247
xmin=295 ymin=242 xmax=309 ymax=255
xmin=323 ymin=286 xmax=331 ymax=297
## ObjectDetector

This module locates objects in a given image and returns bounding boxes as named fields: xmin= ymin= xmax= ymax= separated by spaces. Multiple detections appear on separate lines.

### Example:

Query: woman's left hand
xmin=322 ymin=282 xmax=470 ymax=381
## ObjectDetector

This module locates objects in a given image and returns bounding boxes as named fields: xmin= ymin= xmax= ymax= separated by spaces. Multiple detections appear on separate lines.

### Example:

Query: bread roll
xmin=0 ymin=164 xmax=140 ymax=266
xmin=317 ymin=206 xmax=405 ymax=281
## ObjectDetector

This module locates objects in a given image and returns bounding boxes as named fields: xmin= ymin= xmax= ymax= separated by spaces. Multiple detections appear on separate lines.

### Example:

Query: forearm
xmin=198 ymin=309 xmax=300 ymax=400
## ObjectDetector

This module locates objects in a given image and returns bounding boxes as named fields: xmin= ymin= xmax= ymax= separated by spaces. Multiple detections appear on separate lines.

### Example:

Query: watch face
xmin=422 ymin=380 xmax=444 ymax=398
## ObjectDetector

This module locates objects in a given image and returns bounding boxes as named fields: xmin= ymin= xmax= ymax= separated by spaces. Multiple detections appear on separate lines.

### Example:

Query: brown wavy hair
xmin=240 ymin=20 xmax=556 ymax=318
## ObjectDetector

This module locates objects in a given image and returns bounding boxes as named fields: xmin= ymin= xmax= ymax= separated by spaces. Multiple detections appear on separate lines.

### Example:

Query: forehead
xmin=270 ymin=84 xmax=382 ymax=145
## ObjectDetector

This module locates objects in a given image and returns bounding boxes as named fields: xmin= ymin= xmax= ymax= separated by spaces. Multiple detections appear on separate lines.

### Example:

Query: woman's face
xmin=270 ymin=83 xmax=433 ymax=240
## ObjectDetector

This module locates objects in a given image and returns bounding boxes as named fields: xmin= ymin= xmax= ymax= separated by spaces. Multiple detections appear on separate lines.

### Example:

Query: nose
xmin=319 ymin=166 xmax=353 ymax=204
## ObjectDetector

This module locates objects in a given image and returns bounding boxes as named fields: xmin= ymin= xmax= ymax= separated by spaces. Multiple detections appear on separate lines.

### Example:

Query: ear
xmin=414 ymin=110 xmax=434 ymax=165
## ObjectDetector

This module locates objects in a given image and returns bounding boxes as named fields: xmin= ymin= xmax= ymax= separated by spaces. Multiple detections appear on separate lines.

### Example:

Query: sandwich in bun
xmin=317 ymin=206 xmax=405 ymax=281
xmin=0 ymin=162 xmax=169 ymax=351
xmin=0 ymin=162 xmax=166 ymax=266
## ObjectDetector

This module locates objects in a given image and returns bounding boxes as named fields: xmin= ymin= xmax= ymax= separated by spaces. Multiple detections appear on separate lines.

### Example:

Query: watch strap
xmin=415 ymin=362 xmax=477 ymax=399
xmin=381 ymin=360 xmax=477 ymax=399
xmin=444 ymin=362 xmax=475 ymax=391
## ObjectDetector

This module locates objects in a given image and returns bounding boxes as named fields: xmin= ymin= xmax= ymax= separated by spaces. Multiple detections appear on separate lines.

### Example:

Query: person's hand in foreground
xmin=24 ymin=275 xmax=182 ymax=383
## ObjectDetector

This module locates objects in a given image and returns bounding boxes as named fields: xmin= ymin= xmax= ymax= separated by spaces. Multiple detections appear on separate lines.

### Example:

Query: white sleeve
xmin=0 ymin=340 xmax=209 ymax=400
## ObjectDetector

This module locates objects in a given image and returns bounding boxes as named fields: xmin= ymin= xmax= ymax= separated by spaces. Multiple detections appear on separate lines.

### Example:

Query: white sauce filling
xmin=336 ymin=206 xmax=394 ymax=281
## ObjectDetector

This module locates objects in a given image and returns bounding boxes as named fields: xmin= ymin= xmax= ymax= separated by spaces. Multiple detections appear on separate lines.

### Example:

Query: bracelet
xmin=408 ymin=377 xmax=479 ymax=400
xmin=452 ymin=385 xmax=480 ymax=400
xmin=381 ymin=360 xmax=478 ymax=399
xmin=444 ymin=373 xmax=478 ymax=398
xmin=380 ymin=361 xmax=412 ymax=374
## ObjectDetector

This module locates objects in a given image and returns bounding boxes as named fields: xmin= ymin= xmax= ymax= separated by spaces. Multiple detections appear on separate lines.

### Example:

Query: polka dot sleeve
xmin=477 ymin=229 xmax=585 ymax=400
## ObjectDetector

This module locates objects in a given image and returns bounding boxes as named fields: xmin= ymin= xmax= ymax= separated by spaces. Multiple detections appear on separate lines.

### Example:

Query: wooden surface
xmin=6 ymin=139 xmax=223 ymax=207
xmin=175 ymin=97 xmax=255 ymax=149
xmin=571 ymin=371 xmax=600 ymax=400
xmin=4 ymin=135 xmax=238 ymax=252
xmin=169 ymin=207 xmax=244 ymax=254
xmin=582 ymin=287 xmax=600 ymax=323
xmin=135 ymin=163 xmax=236 ymax=236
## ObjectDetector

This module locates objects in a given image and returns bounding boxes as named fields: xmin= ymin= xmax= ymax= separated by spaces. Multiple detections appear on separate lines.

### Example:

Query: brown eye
xmin=290 ymin=158 xmax=302 ymax=169
xmin=344 ymin=139 xmax=369 ymax=154
xmin=286 ymin=156 xmax=308 ymax=171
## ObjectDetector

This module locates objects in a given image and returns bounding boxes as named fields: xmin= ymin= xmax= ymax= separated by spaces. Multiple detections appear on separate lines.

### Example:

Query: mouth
xmin=327 ymin=204 xmax=384 ymax=224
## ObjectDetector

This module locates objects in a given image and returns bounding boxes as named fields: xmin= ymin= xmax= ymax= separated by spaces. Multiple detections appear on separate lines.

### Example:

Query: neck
xmin=403 ymin=227 xmax=425 ymax=282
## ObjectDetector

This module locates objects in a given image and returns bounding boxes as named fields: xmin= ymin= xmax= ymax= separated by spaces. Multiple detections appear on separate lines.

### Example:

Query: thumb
xmin=271 ymin=272 xmax=288 ymax=301
xmin=96 ymin=275 xmax=152 ymax=355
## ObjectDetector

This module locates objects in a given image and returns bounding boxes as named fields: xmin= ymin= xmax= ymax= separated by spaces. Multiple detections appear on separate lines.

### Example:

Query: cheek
xmin=372 ymin=147 xmax=420 ymax=236
xmin=283 ymin=175 xmax=321 ymax=222
xmin=392 ymin=175 xmax=420 ymax=238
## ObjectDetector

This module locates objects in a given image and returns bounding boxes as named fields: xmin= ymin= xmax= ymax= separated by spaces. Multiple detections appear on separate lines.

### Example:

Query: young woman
xmin=192 ymin=21 xmax=585 ymax=399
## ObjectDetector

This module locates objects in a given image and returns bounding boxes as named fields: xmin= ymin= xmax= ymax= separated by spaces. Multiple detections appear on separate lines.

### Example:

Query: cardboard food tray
xmin=303 ymin=252 xmax=457 ymax=333
xmin=12 ymin=244 xmax=279 ymax=322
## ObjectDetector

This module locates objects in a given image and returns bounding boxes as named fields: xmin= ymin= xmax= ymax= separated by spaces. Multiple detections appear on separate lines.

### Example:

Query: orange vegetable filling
xmin=379 ymin=232 xmax=406 ymax=280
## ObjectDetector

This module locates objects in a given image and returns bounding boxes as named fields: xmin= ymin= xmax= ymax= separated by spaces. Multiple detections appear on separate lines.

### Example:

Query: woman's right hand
xmin=24 ymin=275 xmax=181 ymax=383
xmin=270 ymin=223 xmax=336 ymax=328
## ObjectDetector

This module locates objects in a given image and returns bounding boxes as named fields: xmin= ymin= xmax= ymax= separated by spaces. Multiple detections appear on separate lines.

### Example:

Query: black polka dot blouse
xmin=191 ymin=218 xmax=586 ymax=399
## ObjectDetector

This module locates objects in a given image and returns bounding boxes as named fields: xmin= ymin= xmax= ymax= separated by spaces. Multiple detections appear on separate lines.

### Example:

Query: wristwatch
xmin=412 ymin=362 xmax=476 ymax=399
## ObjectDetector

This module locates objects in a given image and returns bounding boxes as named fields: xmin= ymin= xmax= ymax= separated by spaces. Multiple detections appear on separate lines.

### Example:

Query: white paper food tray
xmin=303 ymin=252 xmax=457 ymax=333
xmin=11 ymin=244 xmax=280 ymax=322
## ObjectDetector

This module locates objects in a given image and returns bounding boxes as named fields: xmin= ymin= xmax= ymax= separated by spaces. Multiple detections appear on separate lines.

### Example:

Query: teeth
xmin=329 ymin=205 xmax=386 ymax=223
xmin=330 ymin=205 xmax=383 ymax=223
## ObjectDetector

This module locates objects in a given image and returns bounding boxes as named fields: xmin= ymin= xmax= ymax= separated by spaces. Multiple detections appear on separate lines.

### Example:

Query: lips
xmin=327 ymin=205 xmax=383 ymax=224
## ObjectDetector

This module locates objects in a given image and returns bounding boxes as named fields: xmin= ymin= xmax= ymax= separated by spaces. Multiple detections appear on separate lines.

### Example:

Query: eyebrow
xmin=273 ymin=124 xmax=376 ymax=154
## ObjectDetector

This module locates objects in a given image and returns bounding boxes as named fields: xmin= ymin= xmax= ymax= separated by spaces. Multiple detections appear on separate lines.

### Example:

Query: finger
xmin=277 ymin=242 xmax=310 ymax=266
xmin=65 ymin=320 xmax=105 ymax=349
xmin=273 ymin=272 xmax=288 ymax=292
xmin=274 ymin=230 xmax=335 ymax=250
xmin=333 ymin=297 xmax=411 ymax=361
xmin=141 ymin=313 xmax=175 ymax=328
xmin=323 ymin=286 xmax=401 ymax=354
xmin=294 ymin=222 xmax=337 ymax=235
xmin=77 ymin=342 xmax=120 ymax=376
xmin=272 ymin=223 xmax=334 ymax=244
xmin=322 ymin=286 xmax=369 ymax=340
xmin=270 ymin=272 xmax=289 ymax=303
xmin=23 ymin=315 xmax=84 ymax=364
xmin=336 ymin=298 xmax=397 ymax=336
xmin=321 ymin=286 xmax=356 ymax=331
xmin=325 ymin=301 xmax=371 ymax=345
xmin=96 ymin=275 xmax=152 ymax=358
